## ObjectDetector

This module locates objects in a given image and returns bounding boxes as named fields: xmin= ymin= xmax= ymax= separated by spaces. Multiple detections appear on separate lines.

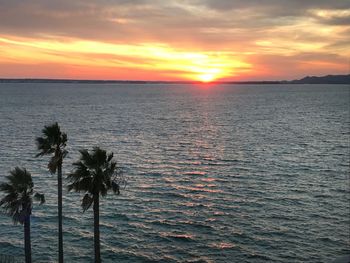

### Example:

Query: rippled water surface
xmin=0 ymin=83 xmax=349 ymax=262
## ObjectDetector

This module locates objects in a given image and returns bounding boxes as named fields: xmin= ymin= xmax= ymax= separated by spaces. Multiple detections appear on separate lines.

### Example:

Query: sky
xmin=0 ymin=0 xmax=349 ymax=81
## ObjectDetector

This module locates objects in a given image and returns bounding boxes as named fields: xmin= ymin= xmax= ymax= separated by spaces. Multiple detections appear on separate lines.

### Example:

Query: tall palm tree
xmin=0 ymin=167 xmax=45 ymax=263
xmin=36 ymin=122 xmax=67 ymax=263
xmin=67 ymin=147 xmax=124 ymax=263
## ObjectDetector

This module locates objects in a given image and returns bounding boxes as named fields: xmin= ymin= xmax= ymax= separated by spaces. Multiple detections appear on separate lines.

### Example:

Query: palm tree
xmin=0 ymin=167 xmax=45 ymax=263
xmin=67 ymin=147 xmax=124 ymax=263
xmin=36 ymin=122 xmax=67 ymax=263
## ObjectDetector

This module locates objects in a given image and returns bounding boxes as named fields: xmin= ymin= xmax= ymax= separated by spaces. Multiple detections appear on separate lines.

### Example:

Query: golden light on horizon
xmin=198 ymin=73 xmax=216 ymax=82
xmin=194 ymin=68 xmax=222 ymax=82
xmin=0 ymin=36 xmax=251 ymax=81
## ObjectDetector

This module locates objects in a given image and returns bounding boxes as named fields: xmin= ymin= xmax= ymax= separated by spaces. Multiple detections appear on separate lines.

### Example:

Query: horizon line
xmin=0 ymin=77 xmax=284 ymax=84
xmin=0 ymin=74 xmax=349 ymax=85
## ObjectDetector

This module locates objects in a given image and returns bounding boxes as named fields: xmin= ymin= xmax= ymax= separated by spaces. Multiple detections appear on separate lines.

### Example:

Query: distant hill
xmin=288 ymin=74 xmax=350 ymax=84
xmin=0 ymin=74 xmax=349 ymax=84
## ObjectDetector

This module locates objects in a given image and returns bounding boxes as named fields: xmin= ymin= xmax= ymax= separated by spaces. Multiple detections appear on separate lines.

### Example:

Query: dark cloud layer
xmin=1 ymin=0 xmax=349 ymax=42
xmin=201 ymin=0 xmax=350 ymax=13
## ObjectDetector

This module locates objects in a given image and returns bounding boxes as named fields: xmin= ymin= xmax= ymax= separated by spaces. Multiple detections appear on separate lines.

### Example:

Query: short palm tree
xmin=0 ymin=167 xmax=45 ymax=263
xmin=36 ymin=122 xmax=67 ymax=263
xmin=67 ymin=147 xmax=124 ymax=263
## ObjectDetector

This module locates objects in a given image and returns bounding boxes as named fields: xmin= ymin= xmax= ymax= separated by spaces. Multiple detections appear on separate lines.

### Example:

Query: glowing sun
xmin=198 ymin=73 xmax=216 ymax=82
xmin=196 ymin=68 xmax=222 ymax=82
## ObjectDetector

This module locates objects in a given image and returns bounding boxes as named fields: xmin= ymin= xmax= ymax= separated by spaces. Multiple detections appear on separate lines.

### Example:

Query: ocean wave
xmin=159 ymin=232 xmax=196 ymax=242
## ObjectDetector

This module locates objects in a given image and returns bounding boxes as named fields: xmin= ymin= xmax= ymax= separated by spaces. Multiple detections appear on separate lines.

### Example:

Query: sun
xmin=198 ymin=73 xmax=216 ymax=83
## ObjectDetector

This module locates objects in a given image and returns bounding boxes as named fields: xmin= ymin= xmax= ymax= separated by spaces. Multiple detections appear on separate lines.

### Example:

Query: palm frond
xmin=67 ymin=176 xmax=93 ymax=192
xmin=107 ymin=152 xmax=113 ymax=162
xmin=8 ymin=168 xmax=33 ymax=191
xmin=36 ymin=122 xmax=67 ymax=158
xmin=111 ymin=181 xmax=120 ymax=195
xmin=0 ymin=193 xmax=19 ymax=207
xmin=35 ymin=137 xmax=55 ymax=156
xmin=48 ymin=155 xmax=60 ymax=174
xmin=93 ymin=147 xmax=107 ymax=167
xmin=79 ymin=149 xmax=95 ymax=168
xmin=43 ymin=122 xmax=60 ymax=143
xmin=81 ymin=194 xmax=93 ymax=212
xmin=0 ymin=182 xmax=15 ymax=194
xmin=67 ymin=162 xmax=91 ymax=187
xmin=71 ymin=161 xmax=90 ymax=177
xmin=61 ymin=132 xmax=67 ymax=146
xmin=12 ymin=211 xmax=21 ymax=224
xmin=34 ymin=193 xmax=45 ymax=205
xmin=0 ymin=196 xmax=22 ymax=224
xmin=68 ymin=147 xmax=126 ymax=209
xmin=100 ymin=184 xmax=108 ymax=197
xmin=0 ymin=167 xmax=36 ymax=225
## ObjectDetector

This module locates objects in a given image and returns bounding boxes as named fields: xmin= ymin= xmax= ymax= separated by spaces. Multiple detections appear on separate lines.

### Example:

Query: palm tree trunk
xmin=24 ymin=215 xmax=31 ymax=263
xmin=93 ymin=194 xmax=101 ymax=263
xmin=58 ymin=164 xmax=64 ymax=263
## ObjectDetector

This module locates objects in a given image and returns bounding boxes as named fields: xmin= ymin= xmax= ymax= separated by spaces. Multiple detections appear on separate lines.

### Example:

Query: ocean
xmin=0 ymin=83 xmax=349 ymax=262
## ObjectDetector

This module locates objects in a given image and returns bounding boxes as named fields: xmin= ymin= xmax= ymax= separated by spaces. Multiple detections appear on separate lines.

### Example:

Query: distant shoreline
xmin=0 ymin=74 xmax=349 ymax=85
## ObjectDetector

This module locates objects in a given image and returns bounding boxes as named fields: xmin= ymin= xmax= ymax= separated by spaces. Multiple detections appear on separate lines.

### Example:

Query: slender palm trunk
xmin=58 ymin=163 xmax=64 ymax=263
xmin=24 ymin=215 xmax=31 ymax=263
xmin=93 ymin=194 xmax=101 ymax=263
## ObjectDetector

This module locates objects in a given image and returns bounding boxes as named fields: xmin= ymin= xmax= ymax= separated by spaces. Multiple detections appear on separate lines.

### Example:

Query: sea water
xmin=0 ymin=83 xmax=349 ymax=262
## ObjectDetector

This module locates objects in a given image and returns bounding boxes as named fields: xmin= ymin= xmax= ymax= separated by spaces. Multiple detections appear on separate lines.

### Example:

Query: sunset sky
xmin=0 ymin=0 xmax=349 ymax=81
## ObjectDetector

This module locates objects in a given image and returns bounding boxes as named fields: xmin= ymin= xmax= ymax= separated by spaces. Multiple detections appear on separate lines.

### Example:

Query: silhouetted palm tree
xmin=67 ymin=147 xmax=123 ymax=263
xmin=36 ymin=122 xmax=67 ymax=263
xmin=0 ymin=167 xmax=45 ymax=263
